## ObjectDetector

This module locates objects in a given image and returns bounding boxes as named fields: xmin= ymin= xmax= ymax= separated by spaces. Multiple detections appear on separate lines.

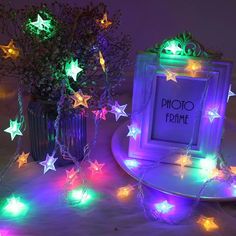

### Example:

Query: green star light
xmin=164 ymin=41 xmax=182 ymax=55
xmin=30 ymin=14 xmax=51 ymax=31
xmin=65 ymin=58 xmax=83 ymax=81
xmin=4 ymin=119 xmax=23 ymax=140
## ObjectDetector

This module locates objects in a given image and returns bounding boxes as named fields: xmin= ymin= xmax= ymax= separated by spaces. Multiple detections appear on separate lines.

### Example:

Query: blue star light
xmin=110 ymin=101 xmax=128 ymax=121
xmin=154 ymin=200 xmax=174 ymax=214
xmin=227 ymin=84 xmax=236 ymax=102
xmin=40 ymin=153 xmax=58 ymax=174
xmin=207 ymin=108 xmax=221 ymax=123
xmin=4 ymin=119 xmax=23 ymax=140
xmin=127 ymin=124 xmax=141 ymax=140
xmin=124 ymin=159 xmax=140 ymax=169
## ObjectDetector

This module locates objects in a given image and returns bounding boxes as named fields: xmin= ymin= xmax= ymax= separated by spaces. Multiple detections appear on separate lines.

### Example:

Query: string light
xmin=96 ymin=13 xmax=112 ymax=29
xmin=39 ymin=153 xmax=58 ymax=174
xmin=4 ymin=119 xmax=22 ymax=140
xmin=207 ymin=107 xmax=221 ymax=122
xmin=110 ymin=101 xmax=128 ymax=121
xmin=88 ymin=160 xmax=104 ymax=175
xmin=65 ymin=58 xmax=83 ymax=81
xmin=164 ymin=41 xmax=182 ymax=55
xmin=165 ymin=70 xmax=177 ymax=82
xmin=154 ymin=200 xmax=174 ymax=214
xmin=127 ymin=124 xmax=141 ymax=140
xmin=30 ymin=14 xmax=51 ymax=31
xmin=71 ymin=90 xmax=91 ymax=108
xmin=185 ymin=60 xmax=202 ymax=77
xmin=124 ymin=159 xmax=140 ymax=169
xmin=197 ymin=215 xmax=219 ymax=232
xmin=66 ymin=168 xmax=78 ymax=185
xmin=17 ymin=152 xmax=30 ymax=168
xmin=0 ymin=39 xmax=20 ymax=59
xmin=92 ymin=107 xmax=108 ymax=120
xmin=230 ymin=166 xmax=236 ymax=175
xmin=227 ymin=84 xmax=236 ymax=102
xmin=208 ymin=168 xmax=224 ymax=179
xmin=67 ymin=187 xmax=98 ymax=208
xmin=3 ymin=196 xmax=28 ymax=217
xmin=176 ymin=155 xmax=192 ymax=168
xmin=200 ymin=158 xmax=216 ymax=171
xmin=99 ymin=51 xmax=106 ymax=72
xmin=116 ymin=185 xmax=134 ymax=201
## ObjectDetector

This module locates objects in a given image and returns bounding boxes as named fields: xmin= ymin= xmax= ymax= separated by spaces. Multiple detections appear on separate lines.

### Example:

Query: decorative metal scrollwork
xmin=146 ymin=32 xmax=222 ymax=59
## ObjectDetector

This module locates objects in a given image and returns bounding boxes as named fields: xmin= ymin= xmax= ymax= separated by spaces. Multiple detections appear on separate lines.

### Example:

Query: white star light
xmin=227 ymin=84 xmax=236 ymax=102
xmin=207 ymin=108 xmax=221 ymax=123
xmin=127 ymin=124 xmax=141 ymax=140
xmin=110 ymin=101 xmax=128 ymax=121
xmin=40 ymin=153 xmax=58 ymax=174
xmin=154 ymin=200 xmax=174 ymax=214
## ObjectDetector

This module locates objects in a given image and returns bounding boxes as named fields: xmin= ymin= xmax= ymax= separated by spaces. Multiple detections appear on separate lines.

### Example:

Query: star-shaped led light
xmin=30 ymin=14 xmax=51 ymax=31
xmin=71 ymin=91 xmax=91 ymax=108
xmin=124 ymin=159 xmax=140 ymax=169
xmin=110 ymin=101 xmax=128 ymax=121
xmin=96 ymin=13 xmax=112 ymax=29
xmin=92 ymin=107 xmax=108 ymax=120
xmin=39 ymin=153 xmax=58 ymax=174
xmin=88 ymin=160 xmax=104 ymax=175
xmin=206 ymin=107 xmax=221 ymax=123
xmin=0 ymin=39 xmax=20 ymax=59
xmin=164 ymin=41 xmax=182 ymax=55
xmin=116 ymin=185 xmax=134 ymax=201
xmin=17 ymin=152 xmax=30 ymax=168
xmin=185 ymin=60 xmax=202 ymax=77
xmin=65 ymin=58 xmax=83 ymax=81
xmin=197 ymin=216 xmax=219 ymax=232
xmin=66 ymin=167 xmax=78 ymax=185
xmin=230 ymin=166 xmax=236 ymax=175
xmin=227 ymin=84 xmax=236 ymax=102
xmin=200 ymin=158 xmax=216 ymax=171
xmin=3 ymin=196 xmax=28 ymax=217
xmin=176 ymin=155 xmax=192 ymax=168
xmin=165 ymin=70 xmax=177 ymax=82
xmin=127 ymin=124 xmax=141 ymax=140
xmin=4 ymin=119 xmax=23 ymax=140
xmin=99 ymin=51 xmax=106 ymax=72
xmin=154 ymin=200 xmax=174 ymax=214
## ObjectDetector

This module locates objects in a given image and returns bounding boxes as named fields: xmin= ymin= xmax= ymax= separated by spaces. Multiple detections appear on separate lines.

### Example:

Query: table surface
xmin=1 ymin=80 xmax=236 ymax=236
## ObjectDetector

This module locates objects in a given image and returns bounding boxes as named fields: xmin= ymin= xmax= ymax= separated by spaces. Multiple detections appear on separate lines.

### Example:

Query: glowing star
xmin=30 ymin=14 xmax=51 ymax=31
xmin=185 ymin=60 xmax=202 ymax=77
xmin=176 ymin=155 xmax=192 ymax=168
xmin=0 ymin=39 xmax=20 ymax=59
xmin=127 ymin=124 xmax=141 ymax=140
xmin=88 ymin=160 xmax=104 ymax=175
xmin=66 ymin=168 xmax=78 ymax=184
xmin=116 ymin=185 xmax=134 ymax=201
xmin=4 ymin=119 xmax=22 ymax=140
xmin=197 ymin=216 xmax=219 ymax=232
xmin=124 ymin=159 xmax=140 ymax=169
xmin=39 ymin=153 xmax=58 ymax=174
xmin=200 ymin=158 xmax=216 ymax=171
xmin=208 ymin=168 xmax=224 ymax=179
xmin=165 ymin=70 xmax=177 ymax=82
xmin=17 ymin=152 xmax=30 ymax=168
xmin=230 ymin=166 xmax=236 ymax=175
xmin=164 ymin=41 xmax=182 ymax=55
xmin=227 ymin=84 xmax=236 ymax=102
xmin=3 ymin=196 xmax=28 ymax=217
xmin=207 ymin=108 xmax=221 ymax=123
xmin=65 ymin=58 xmax=83 ymax=81
xmin=92 ymin=107 xmax=108 ymax=120
xmin=110 ymin=101 xmax=128 ymax=121
xmin=99 ymin=51 xmax=106 ymax=72
xmin=96 ymin=13 xmax=112 ymax=29
xmin=154 ymin=200 xmax=174 ymax=214
xmin=71 ymin=91 xmax=91 ymax=108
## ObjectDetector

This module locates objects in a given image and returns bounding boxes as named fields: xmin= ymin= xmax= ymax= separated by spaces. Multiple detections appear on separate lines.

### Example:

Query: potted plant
xmin=0 ymin=2 xmax=130 ymax=166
